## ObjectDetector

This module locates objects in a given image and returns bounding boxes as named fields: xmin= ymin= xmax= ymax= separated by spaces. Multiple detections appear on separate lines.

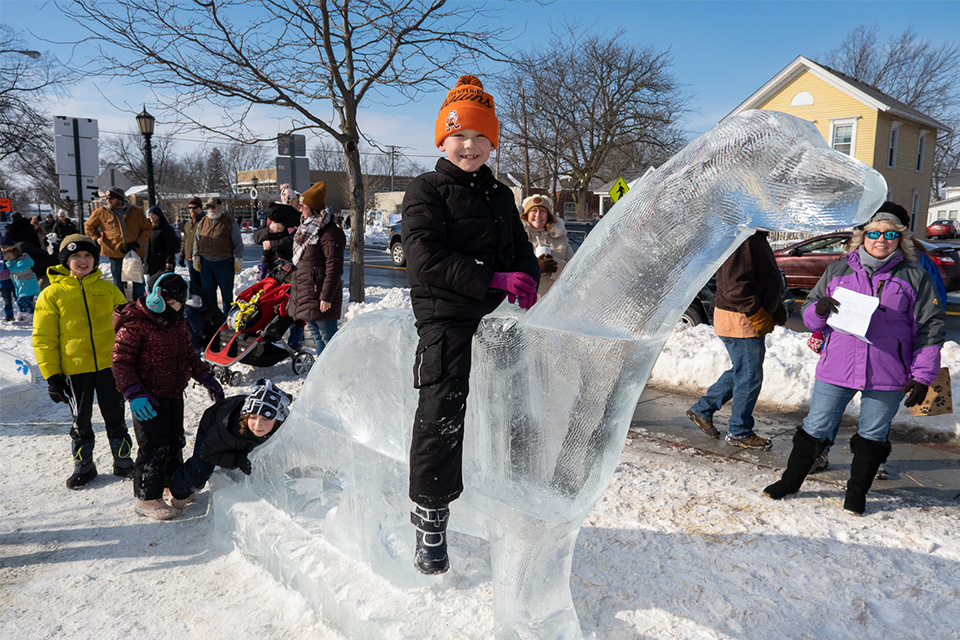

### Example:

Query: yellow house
xmin=728 ymin=55 xmax=951 ymax=235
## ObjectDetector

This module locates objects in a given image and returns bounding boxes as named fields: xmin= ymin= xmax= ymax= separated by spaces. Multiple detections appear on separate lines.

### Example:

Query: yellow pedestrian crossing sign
xmin=610 ymin=177 xmax=629 ymax=203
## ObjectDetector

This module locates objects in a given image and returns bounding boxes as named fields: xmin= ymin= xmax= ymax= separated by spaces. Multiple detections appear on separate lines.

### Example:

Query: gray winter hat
xmin=241 ymin=378 xmax=292 ymax=422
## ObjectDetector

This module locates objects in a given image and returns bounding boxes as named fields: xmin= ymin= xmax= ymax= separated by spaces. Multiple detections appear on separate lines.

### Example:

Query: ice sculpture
xmin=213 ymin=110 xmax=886 ymax=639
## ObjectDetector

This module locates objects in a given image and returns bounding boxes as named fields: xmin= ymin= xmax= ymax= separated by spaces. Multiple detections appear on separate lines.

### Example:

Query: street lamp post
xmin=0 ymin=49 xmax=41 ymax=58
xmin=250 ymin=175 xmax=259 ymax=226
xmin=135 ymin=107 xmax=157 ymax=208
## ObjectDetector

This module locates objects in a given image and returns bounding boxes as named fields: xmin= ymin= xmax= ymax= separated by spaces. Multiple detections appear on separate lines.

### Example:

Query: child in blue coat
xmin=1 ymin=245 xmax=40 ymax=317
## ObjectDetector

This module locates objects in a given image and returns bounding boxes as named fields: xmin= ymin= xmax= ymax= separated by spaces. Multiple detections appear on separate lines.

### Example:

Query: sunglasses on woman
xmin=864 ymin=230 xmax=900 ymax=240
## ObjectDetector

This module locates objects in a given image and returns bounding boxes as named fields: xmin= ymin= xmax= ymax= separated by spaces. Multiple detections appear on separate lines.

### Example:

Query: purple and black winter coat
xmin=802 ymin=250 xmax=945 ymax=391
xmin=112 ymin=299 xmax=211 ymax=398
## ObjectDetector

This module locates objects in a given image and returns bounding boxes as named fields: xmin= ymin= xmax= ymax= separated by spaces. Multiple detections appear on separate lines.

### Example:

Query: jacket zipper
xmin=897 ymin=339 xmax=908 ymax=376
xmin=78 ymin=277 xmax=99 ymax=371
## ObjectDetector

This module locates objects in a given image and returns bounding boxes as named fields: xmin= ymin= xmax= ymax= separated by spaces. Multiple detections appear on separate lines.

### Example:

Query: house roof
xmin=944 ymin=169 xmax=960 ymax=188
xmin=930 ymin=194 xmax=960 ymax=208
xmin=728 ymin=55 xmax=952 ymax=132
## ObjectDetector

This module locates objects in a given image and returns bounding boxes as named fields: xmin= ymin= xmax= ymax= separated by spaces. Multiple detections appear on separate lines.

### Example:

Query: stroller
xmin=203 ymin=271 xmax=314 ymax=385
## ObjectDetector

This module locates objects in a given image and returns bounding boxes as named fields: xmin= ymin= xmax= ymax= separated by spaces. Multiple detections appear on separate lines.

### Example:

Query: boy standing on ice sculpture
xmin=401 ymin=75 xmax=540 ymax=575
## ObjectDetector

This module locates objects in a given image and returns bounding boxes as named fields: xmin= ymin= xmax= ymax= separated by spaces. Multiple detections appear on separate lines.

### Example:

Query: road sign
xmin=609 ymin=177 xmax=630 ymax=204
xmin=53 ymin=116 xmax=99 ymax=203
xmin=275 ymin=156 xmax=310 ymax=192
xmin=278 ymin=134 xmax=306 ymax=157
xmin=0 ymin=199 xmax=11 ymax=213
xmin=257 ymin=210 xmax=267 ymax=219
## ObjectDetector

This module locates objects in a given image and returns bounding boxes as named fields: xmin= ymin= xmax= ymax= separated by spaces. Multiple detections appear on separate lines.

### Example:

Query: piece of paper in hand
xmin=827 ymin=286 xmax=879 ymax=343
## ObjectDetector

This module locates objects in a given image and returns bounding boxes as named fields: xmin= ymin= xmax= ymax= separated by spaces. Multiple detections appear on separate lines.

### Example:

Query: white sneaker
xmin=135 ymin=498 xmax=177 ymax=520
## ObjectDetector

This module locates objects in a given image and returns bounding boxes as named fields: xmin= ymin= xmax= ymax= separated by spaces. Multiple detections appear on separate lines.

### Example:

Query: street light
xmin=135 ymin=107 xmax=157 ymax=208
xmin=0 ymin=49 xmax=41 ymax=59
xmin=250 ymin=175 xmax=259 ymax=226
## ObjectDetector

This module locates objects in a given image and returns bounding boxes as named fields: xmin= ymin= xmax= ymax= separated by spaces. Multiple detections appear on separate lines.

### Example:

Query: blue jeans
xmin=305 ymin=319 xmax=338 ymax=356
xmin=108 ymin=256 xmax=145 ymax=300
xmin=803 ymin=379 xmax=901 ymax=445
xmin=287 ymin=323 xmax=304 ymax=350
xmin=1 ymin=284 xmax=14 ymax=318
xmin=199 ymin=257 xmax=236 ymax=314
xmin=691 ymin=336 xmax=765 ymax=438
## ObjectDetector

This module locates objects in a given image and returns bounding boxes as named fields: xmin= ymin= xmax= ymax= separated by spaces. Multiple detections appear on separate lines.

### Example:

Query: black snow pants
xmin=132 ymin=397 xmax=186 ymax=500
xmin=66 ymin=368 xmax=129 ymax=445
xmin=408 ymin=317 xmax=481 ymax=508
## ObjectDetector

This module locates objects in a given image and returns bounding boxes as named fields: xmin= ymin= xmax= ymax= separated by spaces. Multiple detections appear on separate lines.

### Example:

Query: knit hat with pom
xmin=435 ymin=75 xmax=499 ymax=149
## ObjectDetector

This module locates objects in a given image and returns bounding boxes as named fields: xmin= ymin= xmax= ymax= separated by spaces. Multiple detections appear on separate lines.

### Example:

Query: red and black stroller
xmin=203 ymin=273 xmax=314 ymax=385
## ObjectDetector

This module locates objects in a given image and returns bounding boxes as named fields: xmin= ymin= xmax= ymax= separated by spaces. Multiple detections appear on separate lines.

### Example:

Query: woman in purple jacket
xmin=763 ymin=210 xmax=945 ymax=515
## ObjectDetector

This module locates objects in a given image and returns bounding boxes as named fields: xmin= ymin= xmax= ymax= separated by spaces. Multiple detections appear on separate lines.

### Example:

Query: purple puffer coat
xmin=802 ymin=250 xmax=945 ymax=391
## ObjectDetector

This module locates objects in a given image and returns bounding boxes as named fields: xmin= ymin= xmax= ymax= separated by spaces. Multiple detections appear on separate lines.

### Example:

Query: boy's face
xmin=68 ymin=251 xmax=95 ymax=277
xmin=247 ymin=414 xmax=277 ymax=437
xmin=439 ymin=128 xmax=493 ymax=173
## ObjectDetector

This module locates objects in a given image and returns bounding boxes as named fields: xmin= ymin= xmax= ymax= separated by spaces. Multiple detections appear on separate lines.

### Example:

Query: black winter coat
xmin=195 ymin=395 xmax=274 ymax=469
xmin=401 ymin=158 xmax=539 ymax=322
xmin=252 ymin=226 xmax=294 ymax=265
xmin=286 ymin=220 xmax=345 ymax=322
xmin=146 ymin=211 xmax=180 ymax=276
xmin=53 ymin=219 xmax=79 ymax=243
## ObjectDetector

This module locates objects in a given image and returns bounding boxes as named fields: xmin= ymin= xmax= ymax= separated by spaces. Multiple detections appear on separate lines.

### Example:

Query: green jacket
xmin=33 ymin=265 xmax=127 ymax=378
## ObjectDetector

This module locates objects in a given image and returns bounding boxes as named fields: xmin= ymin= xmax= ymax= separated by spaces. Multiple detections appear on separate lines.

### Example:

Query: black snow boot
xmin=411 ymin=504 xmax=450 ymax=575
xmin=66 ymin=441 xmax=97 ymax=490
xmin=763 ymin=428 xmax=823 ymax=500
xmin=843 ymin=434 xmax=891 ymax=515
xmin=109 ymin=435 xmax=135 ymax=479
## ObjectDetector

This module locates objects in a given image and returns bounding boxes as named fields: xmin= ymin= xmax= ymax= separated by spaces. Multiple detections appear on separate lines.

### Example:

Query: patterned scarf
xmin=292 ymin=209 xmax=332 ymax=266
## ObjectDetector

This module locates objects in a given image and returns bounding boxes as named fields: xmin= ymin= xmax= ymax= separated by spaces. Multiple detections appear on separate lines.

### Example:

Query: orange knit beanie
xmin=299 ymin=181 xmax=326 ymax=211
xmin=434 ymin=75 xmax=499 ymax=149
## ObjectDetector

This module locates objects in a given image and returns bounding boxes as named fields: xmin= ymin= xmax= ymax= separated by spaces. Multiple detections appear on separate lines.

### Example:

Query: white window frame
xmin=829 ymin=117 xmax=858 ymax=157
xmin=887 ymin=121 xmax=901 ymax=169
xmin=916 ymin=129 xmax=928 ymax=173
xmin=563 ymin=201 xmax=576 ymax=216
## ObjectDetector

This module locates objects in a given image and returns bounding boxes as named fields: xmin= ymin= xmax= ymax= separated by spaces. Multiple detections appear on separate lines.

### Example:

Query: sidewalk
xmin=629 ymin=386 xmax=960 ymax=505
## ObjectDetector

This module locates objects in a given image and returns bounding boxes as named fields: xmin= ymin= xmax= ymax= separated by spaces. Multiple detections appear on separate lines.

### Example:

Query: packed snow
xmin=2 ymin=275 xmax=958 ymax=639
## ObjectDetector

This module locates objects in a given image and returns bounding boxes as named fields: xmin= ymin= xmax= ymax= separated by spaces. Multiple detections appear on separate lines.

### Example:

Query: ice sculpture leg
xmin=214 ymin=110 xmax=887 ymax=639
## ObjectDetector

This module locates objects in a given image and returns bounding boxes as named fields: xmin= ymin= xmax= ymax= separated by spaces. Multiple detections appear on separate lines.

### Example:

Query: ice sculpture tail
xmin=217 ymin=110 xmax=886 ymax=640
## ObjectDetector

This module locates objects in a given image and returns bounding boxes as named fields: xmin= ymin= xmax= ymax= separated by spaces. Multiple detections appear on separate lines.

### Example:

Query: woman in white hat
xmin=520 ymin=195 xmax=573 ymax=297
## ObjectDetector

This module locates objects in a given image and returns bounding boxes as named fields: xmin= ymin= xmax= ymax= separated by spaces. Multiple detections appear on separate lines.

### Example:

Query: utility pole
xmin=388 ymin=145 xmax=397 ymax=191
xmin=520 ymin=88 xmax=531 ymax=199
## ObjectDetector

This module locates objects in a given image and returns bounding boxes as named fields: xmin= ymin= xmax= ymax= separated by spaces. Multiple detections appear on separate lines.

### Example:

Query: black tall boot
xmin=763 ymin=428 xmax=823 ymax=500
xmin=411 ymin=504 xmax=450 ymax=575
xmin=109 ymin=435 xmax=135 ymax=479
xmin=66 ymin=440 xmax=97 ymax=490
xmin=844 ymin=434 xmax=891 ymax=515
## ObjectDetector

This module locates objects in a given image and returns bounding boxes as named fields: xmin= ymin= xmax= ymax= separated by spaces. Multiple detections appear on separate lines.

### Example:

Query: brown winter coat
xmin=286 ymin=221 xmax=345 ymax=322
xmin=112 ymin=299 xmax=211 ymax=398
xmin=521 ymin=218 xmax=574 ymax=297
xmin=84 ymin=204 xmax=152 ymax=259
xmin=713 ymin=232 xmax=782 ymax=339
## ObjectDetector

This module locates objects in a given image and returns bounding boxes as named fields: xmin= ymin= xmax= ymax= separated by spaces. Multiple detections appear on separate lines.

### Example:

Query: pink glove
xmin=807 ymin=331 xmax=824 ymax=354
xmin=490 ymin=272 xmax=538 ymax=310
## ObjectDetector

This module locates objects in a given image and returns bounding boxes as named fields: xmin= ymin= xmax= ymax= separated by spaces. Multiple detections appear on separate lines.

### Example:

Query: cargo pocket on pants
xmin=413 ymin=337 xmax=443 ymax=389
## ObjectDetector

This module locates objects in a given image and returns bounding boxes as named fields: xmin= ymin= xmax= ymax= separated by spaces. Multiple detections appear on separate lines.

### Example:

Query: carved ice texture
xmin=213 ymin=110 xmax=886 ymax=638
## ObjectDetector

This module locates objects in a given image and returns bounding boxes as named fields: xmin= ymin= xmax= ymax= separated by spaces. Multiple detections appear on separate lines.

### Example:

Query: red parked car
xmin=926 ymin=219 xmax=958 ymax=239
xmin=774 ymin=231 xmax=960 ymax=291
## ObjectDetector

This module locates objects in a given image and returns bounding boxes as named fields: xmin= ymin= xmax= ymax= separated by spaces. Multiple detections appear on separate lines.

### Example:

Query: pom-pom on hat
xmin=279 ymin=183 xmax=300 ymax=206
xmin=522 ymin=194 xmax=554 ymax=216
xmin=435 ymin=75 xmax=499 ymax=149
xmin=241 ymin=378 xmax=293 ymax=422
xmin=299 ymin=181 xmax=327 ymax=211
xmin=59 ymin=234 xmax=100 ymax=267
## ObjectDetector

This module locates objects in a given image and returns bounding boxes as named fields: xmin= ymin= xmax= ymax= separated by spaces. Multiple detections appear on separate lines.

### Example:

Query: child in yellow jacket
xmin=33 ymin=235 xmax=133 ymax=489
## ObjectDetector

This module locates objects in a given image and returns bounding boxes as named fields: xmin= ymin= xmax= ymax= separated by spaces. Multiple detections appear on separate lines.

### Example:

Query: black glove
xmin=119 ymin=243 xmax=132 ymax=253
xmin=178 ymin=254 xmax=186 ymax=267
xmin=815 ymin=296 xmax=840 ymax=317
xmin=772 ymin=301 xmax=788 ymax=326
xmin=129 ymin=241 xmax=140 ymax=250
xmin=47 ymin=374 xmax=71 ymax=404
xmin=538 ymin=255 xmax=558 ymax=275
xmin=902 ymin=380 xmax=929 ymax=407
xmin=237 ymin=455 xmax=252 ymax=475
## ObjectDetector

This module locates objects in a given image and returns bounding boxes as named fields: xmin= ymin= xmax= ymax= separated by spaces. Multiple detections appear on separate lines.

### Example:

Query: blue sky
xmin=3 ymin=0 xmax=960 ymax=166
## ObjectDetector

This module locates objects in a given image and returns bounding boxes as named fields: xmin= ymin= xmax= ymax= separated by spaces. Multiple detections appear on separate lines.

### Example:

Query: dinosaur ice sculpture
xmin=213 ymin=110 xmax=886 ymax=639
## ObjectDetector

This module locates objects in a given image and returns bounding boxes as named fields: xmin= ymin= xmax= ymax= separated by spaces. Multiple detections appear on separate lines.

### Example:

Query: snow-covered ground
xmin=2 ymin=274 xmax=959 ymax=639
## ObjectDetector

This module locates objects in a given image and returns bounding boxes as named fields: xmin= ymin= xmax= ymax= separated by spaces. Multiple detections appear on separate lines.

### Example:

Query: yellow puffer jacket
xmin=33 ymin=265 xmax=127 ymax=378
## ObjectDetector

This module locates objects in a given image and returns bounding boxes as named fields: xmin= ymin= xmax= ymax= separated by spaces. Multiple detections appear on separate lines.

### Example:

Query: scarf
xmin=292 ymin=209 xmax=332 ymax=266
xmin=858 ymin=246 xmax=901 ymax=276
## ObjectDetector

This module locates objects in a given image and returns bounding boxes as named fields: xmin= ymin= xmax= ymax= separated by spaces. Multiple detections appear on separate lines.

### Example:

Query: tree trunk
xmin=344 ymin=137 xmax=365 ymax=303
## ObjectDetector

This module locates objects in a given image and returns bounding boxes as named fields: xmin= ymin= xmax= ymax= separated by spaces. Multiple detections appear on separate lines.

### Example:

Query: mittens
xmin=47 ymin=374 xmax=71 ymax=404
xmin=538 ymin=256 xmax=558 ymax=275
xmin=489 ymin=272 xmax=538 ymax=310
xmin=815 ymin=296 xmax=840 ymax=317
xmin=902 ymin=380 xmax=928 ymax=407
xmin=197 ymin=370 xmax=225 ymax=403
xmin=807 ymin=331 xmax=824 ymax=354
xmin=747 ymin=307 xmax=775 ymax=337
